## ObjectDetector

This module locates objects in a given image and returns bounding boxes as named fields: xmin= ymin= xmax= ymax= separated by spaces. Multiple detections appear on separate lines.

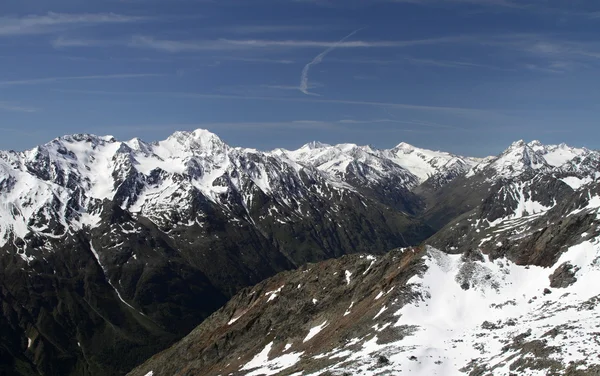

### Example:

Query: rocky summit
xmin=1 ymin=131 xmax=599 ymax=376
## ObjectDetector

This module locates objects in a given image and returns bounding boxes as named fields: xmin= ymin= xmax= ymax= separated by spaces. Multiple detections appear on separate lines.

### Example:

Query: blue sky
xmin=1 ymin=0 xmax=600 ymax=156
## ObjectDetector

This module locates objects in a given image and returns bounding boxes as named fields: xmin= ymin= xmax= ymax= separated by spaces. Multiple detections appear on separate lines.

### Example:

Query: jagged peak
xmin=336 ymin=143 xmax=359 ymax=152
xmin=393 ymin=141 xmax=416 ymax=152
xmin=164 ymin=129 xmax=227 ymax=152
xmin=190 ymin=128 xmax=222 ymax=142
xmin=506 ymin=139 xmax=527 ymax=150
xmin=498 ymin=140 xmax=539 ymax=159
xmin=302 ymin=141 xmax=331 ymax=150
xmin=115 ymin=143 xmax=133 ymax=154
xmin=55 ymin=133 xmax=116 ymax=144
xmin=126 ymin=137 xmax=152 ymax=154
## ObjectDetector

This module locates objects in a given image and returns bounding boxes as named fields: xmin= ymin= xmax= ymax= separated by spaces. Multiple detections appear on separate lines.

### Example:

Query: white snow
xmin=344 ymin=270 xmax=352 ymax=285
xmin=569 ymin=195 xmax=600 ymax=217
xmin=310 ymin=240 xmax=600 ymax=375
xmin=89 ymin=241 xmax=144 ymax=315
xmin=386 ymin=142 xmax=479 ymax=183
xmin=241 ymin=342 xmax=273 ymax=371
xmin=539 ymin=143 xmax=587 ymax=167
xmin=277 ymin=140 xmax=478 ymax=189
xmin=303 ymin=321 xmax=328 ymax=343
xmin=265 ymin=285 xmax=284 ymax=302
xmin=240 ymin=341 xmax=304 ymax=376
xmin=343 ymin=301 xmax=354 ymax=316
xmin=228 ymin=314 xmax=243 ymax=325
xmin=487 ymin=182 xmax=554 ymax=228
xmin=561 ymin=176 xmax=593 ymax=190
xmin=373 ymin=306 xmax=387 ymax=319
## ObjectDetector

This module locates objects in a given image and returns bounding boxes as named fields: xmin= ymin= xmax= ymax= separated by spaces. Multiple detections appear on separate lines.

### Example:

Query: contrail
xmin=299 ymin=28 xmax=363 ymax=96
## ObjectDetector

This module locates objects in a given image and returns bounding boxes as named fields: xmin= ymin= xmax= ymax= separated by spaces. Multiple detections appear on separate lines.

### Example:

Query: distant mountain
xmin=1 ymin=130 xmax=597 ymax=376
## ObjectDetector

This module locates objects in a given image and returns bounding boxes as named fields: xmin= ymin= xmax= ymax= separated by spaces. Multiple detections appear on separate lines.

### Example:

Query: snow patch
xmin=303 ymin=321 xmax=328 ymax=343
xmin=265 ymin=285 xmax=284 ymax=302
xmin=345 ymin=270 xmax=352 ymax=285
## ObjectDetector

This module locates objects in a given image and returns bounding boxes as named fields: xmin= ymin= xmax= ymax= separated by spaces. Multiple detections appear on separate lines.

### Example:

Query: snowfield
xmin=240 ymin=239 xmax=600 ymax=376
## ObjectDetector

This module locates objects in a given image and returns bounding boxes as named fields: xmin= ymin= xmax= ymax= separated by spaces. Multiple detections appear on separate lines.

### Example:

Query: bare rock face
xmin=550 ymin=262 xmax=579 ymax=288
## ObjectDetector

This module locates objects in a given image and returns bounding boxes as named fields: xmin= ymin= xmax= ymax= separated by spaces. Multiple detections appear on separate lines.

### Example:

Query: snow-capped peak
xmin=540 ymin=143 xmax=589 ymax=167
xmin=484 ymin=140 xmax=548 ymax=179
xmin=302 ymin=141 xmax=331 ymax=150
xmin=393 ymin=141 xmax=416 ymax=151
xmin=468 ymin=140 xmax=591 ymax=180
xmin=55 ymin=133 xmax=116 ymax=146
xmin=527 ymin=139 xmax=543 ymax=149
xmin=163 ymin=129 xmax=227 ymax=155
xmin=279 ymin=141 xmax=478 ymax=186
xmin=386 ymin=143 xmax=479 ymax=183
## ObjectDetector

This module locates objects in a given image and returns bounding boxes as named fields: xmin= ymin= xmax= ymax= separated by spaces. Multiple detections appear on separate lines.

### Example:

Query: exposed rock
xmin=550 ymin=262 xmax=579 ymax=288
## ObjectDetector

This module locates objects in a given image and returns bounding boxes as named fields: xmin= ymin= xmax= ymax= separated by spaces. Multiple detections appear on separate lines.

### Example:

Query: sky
xmin=1 ymin=0 xmax=600 ymax=156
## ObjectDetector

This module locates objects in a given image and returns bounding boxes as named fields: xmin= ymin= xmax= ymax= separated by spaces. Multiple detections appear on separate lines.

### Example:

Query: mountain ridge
xmin=125 ymin=134 xmax=600 ymax=376
xmin=0 ymin=129 xmax=597 ymax=376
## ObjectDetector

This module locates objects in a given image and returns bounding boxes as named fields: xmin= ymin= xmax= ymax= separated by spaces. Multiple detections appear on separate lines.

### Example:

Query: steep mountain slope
xmin=129 ymin=169 xmax=600 ymax=376
xmin=128 ymin=139 xmax=600 ymax=376
xmin=1 ymin=132 xmax=597 ymax=376
xmin=427 ymin=140 xmax=599 ymax=261
xmin=417 ymin=140 xmax=592 ymax=231
xmin=0 ymin=130 xmax=436 ymax=376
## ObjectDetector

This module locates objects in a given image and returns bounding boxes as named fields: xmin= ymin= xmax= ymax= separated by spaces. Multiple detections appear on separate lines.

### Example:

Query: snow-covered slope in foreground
xmin=129 ymin=235 xmax=600 ymax=376
xmin=310 ymin=244 xmax=600 ymax=375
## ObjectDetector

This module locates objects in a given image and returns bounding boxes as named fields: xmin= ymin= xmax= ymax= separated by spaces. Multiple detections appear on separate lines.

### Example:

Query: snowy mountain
xmin=0 ymin=129 xmax=437 ymax=376
xmin=276 ymin=140 xmax=481 ymax=188
xmin=467 ymin=139 xmax=590 ymax=181
xmin=1 ymin=130 xmax=598 ymax=376
xmin=128 ymin=140 xmax=600 ymax=376
xmin=2 ymin=130 xmax=478 ymax=250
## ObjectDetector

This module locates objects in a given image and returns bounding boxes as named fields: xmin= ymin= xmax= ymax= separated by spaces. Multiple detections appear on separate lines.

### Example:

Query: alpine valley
xmin=1 ymin=130 xmax=599 ymax=376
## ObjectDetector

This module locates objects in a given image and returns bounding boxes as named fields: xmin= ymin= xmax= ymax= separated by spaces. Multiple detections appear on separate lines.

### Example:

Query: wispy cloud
xmin=71 ymin=34 xmax=471 ymax=53
xmin=484 ymin=34 xmax=600 ymax=72
xmin=51 ymin=36 xmax=113 ymax=48
xmin=337 ymin=118 xmax=465 ymax=130
xmin=299 ymin=28 xmax=363 ymax=95
xmin=54 ymin=88 xmax=498 ymax=117
xmin=262 ymin=84 xmax=309 ymax=90
xmin=403 ymin=56 xmax=507 ymax=70
xmin=218 ymin=56 xmax=295 ymax=64
xmin=219 ymin=37 xmax=449 ymax=48
xmin=129 ymin=35 xmax=216 ymax=52
xmin=0 ymin=101 xmax=39 ymax=113
xmin=0 ymin=74 xmax=163 ymax=87
xmin=298 ymin=0 xmax=524 ymax=9
xmin=0 ymin=12 xmax=143 ymax=36
xmin=386 ymin=0 xmax=524 ymax=7
xmin=214 ymin=24 xmax=341 ymax=34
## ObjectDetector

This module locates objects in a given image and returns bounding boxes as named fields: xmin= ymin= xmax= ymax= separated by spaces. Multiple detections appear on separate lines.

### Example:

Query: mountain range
xmin=1 ymin=130 xmax=598 ymax=375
